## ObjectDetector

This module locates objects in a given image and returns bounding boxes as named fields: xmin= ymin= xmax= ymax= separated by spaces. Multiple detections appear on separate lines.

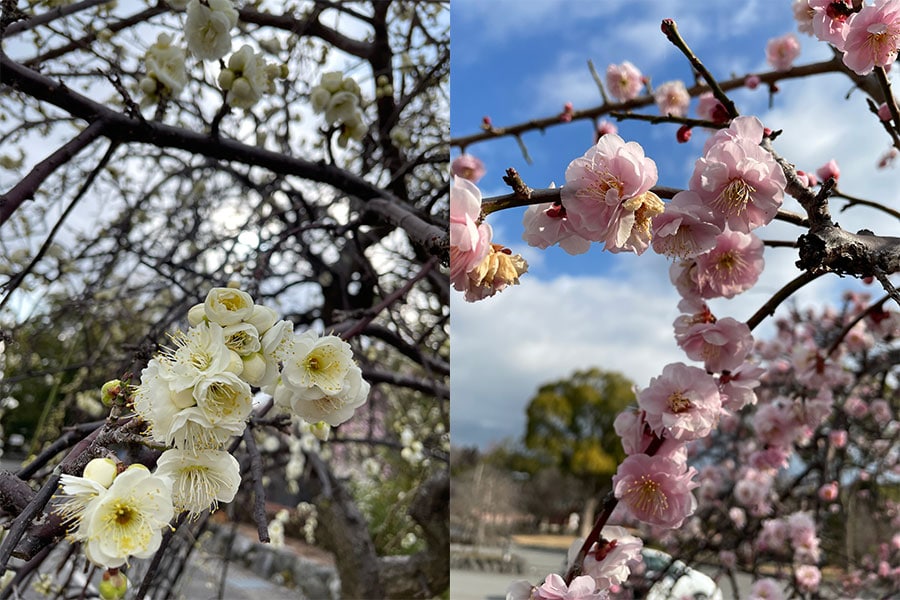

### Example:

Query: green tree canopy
xmin=524 ymin=368 xmax=635 ymax=489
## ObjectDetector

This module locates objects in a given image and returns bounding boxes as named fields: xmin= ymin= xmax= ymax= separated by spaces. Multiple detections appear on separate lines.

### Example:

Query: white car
xmin=640 ymin=547 xmax=723 ymax=600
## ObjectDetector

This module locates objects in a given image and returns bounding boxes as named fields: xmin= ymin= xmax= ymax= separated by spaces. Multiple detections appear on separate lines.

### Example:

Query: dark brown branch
xmin=0 ymin=51 xmax=448 ymax=258
xmin=242 ymin=427 xmax=270 ymax=543
xmin=660 ymin=19 xmax=738 ymax=119
xmin=0 ymin=473 xmax=59 ymax=573
xmin=0 ymin=120 xmax=105 ymax=227
xmin=745 ymin=271 xmax=824 ymax=331
xmin=3 ymin=0 xmax=112 ymax=37
xmin=238 ymin=5 xmax=372 ymax=59
xmin=826 ymin=293 xmax=890 ymax=357
xmin=836 ymin=188 xmax=900 ymax=221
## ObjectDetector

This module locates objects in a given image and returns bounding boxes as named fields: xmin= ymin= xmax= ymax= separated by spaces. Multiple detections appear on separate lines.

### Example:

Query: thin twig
xmin=0 ymin=473 xmax=60 ymax=573
xmin=826 ymin=293 xmax=891 ymax=357
xmin=745 ymin=271 xmax=824 ymax=331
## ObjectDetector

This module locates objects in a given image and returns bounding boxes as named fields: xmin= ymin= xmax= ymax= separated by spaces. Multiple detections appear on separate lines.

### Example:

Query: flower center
xmin=715 ymin=178 xmax=755 ymax=215
xmin=668 ymin=391 xmax=694 ymax=414
xmin=626 ymin=476 xmax=668 ymax=516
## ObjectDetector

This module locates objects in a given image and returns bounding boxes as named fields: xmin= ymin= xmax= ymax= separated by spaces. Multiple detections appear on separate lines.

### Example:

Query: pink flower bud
xmin=745 ymin=74 xmax=761 ymax=89
xmin=816 ymin=159 xmax=840 ymax=182
xmin=818 ymin=481 xmax=839 ymax=502
xmin=481 ymin=115 xmax=492 ymax=129
xmin=878 ymin=102 xmax=893 ymax=122
xmin=676 ymin=125 xmax=692 ymax=143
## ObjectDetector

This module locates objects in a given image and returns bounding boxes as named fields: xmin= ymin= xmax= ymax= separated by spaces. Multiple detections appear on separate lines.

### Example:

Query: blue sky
xmin=450 ymin=0 xmax=900 ymax=449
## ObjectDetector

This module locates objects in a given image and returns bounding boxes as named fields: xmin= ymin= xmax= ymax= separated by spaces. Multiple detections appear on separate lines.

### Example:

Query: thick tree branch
xmin=0 ymin=50 xmax=448 ymax=258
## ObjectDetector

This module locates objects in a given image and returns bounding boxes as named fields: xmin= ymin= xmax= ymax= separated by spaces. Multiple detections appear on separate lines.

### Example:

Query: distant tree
xmin=524 ymin=368 xmax=635 ymax=535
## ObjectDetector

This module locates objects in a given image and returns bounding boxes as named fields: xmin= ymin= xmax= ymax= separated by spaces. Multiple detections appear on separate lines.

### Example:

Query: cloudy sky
xmin=450 ymin=0 xmax=900 ymax=448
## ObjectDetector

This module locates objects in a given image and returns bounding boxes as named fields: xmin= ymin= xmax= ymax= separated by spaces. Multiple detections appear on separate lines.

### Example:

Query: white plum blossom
xmin=155 ymin=448 xmax=241 ymax=517
xmin=184 ymin=0 xmax=238 ymax=61
xmin=140 ymin=34 xmax=188 ymax=106
xmin=204 ymin=287 xmax=254 ymax=326
xmin=58 ymin=465 xmax=173 ymax=569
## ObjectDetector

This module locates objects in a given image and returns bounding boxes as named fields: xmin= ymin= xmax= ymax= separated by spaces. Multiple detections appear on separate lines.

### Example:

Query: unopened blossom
xmin=522 ymin=202 xmax=592 ymax=255
xmin=184 ymin=0 xmax=238 ymax=61
xmin=816 ymin=158 xmax=840 ymax=182
xmin=450 ymin=176 xmax=492 ymax=291
xmin=451 ymin=154 xmax=486 ymax=183
xmin=612 ymin=453 xmax=698 ymax=528
xmin=842 ymin=0 xmax=900 ymax=75
xmin=561 ymin=135 xmax=659 ymax=253
xmin=676 ymin=316 xmax=753 ymax=373
xmin=653 ymin=80 xmax=690 ymax=117
xmin=748 ymin=577 xmax=785 ymax=600
xmin=67 ymin=465 xmax=174 ymax=569
xmin=595 ymin=120 xmax=618 ymax=142
xmin=464 ymin=244 xmax=528 ymax=301
xmin=694 ymin=229 xmax=765 ymax=299
xmin=745 ymin=74 xmax=762 ymax=89
xmin=689 ymin=117 xmax=786 ymax=232
xmin=606 ymin=61 xmax=643 ymax=101
xmin=218 ymin=45 xmax=277 ymax=109
xmin=810 ymin=0 xmax=851 ymax=49
xmin=638 ymin=362 xmax=722 ymax=441
xmin=569 ymin=527 xmax=643 ymax=589
xmin=818 ymin=481 xmax=839 ymax=501
xmin=204 ymin=287 xmax=254 ymax=326
xmin=766 ymin=33 xmax=801 ymax=71
xmin=155 ymin=448 xmax=241 ymax=517
xmin=651 ymin=191 xmax=720 ymax=258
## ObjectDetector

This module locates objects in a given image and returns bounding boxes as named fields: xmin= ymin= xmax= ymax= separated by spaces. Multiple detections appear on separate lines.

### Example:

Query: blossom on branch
xmin=522 ymin=201 xmax=592 ymax=255
xmin=693 ymin=229 xmax=765 ymax=299
xmin=650 ymin=191 xmax=721 ymax=259
xmin=463 ymin=244 xmax=529 ymax=301
xmin=689 ymin=116 xmax=786 ymax=233
xmin=561 ymin=135 xmax=660 ymax=254
xmin=606 ymin=61 xmax=643 ymax=101
xmin=766 ymin=33 xmax=801 ymax=71
xmin=184 ymin=0 xmax=238 ymax=61
xmin=451 ymin=154 xmax=486 ymax=183
xmin=155 ymin=448 xmax=241 ymax=517
xmin=638 ymin=362 xmax=722 ymax=441
xmin=653 ymin=80 xmax=690 ymax=117
xmin=842 ymin=0 xmax=900 ymax=75
xmin=612 ymin=453 xmax=698 ymax=529
xmin=450 ymin=176 xmax=492 ymax=292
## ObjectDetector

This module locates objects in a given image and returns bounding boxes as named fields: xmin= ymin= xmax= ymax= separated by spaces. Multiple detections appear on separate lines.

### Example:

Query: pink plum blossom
xmin=766 ymin=33 xmax=802 ymax=71
xmin=450 ymin=176 xmax=492 ymax=292
xmin=651 ymin=191 xmax=721 ymax=258
xmin=612 ymin=453 xmax=698 ymax=528
xmin=734 ymin=468 xmax=775 ymax=515
xmin=748 ymin=577 xmax=785 ymax=600
xmin=879 ymin=102 xmax=894 ymax=121
xmin=606 ymin=61 xmax=643 ymax=101
xmin=653 ymin=80 xmax=690 ymax=117
xmin=718 ymin=363 xmax=765 ymax=411
xmin=795 ymin=565 xmax=822 ymax=593
xmin=830 ymin=428 xmax=848 ymax=448
xmin=696 ymin=91 xmax=729 ymax=124
xmin=669 ymin=259 xmax=702 ymax=302
xmin=694 ymin=229 xmax=765 ymax=298
xmin=613 ymin=407 xmax=688 ymax=462
xmin=676 ymin=316 xmax=754 ymax=373
xmin=569 ymin=527 xmax=643 ymax=590
xmin=690 ymin=117 xmax=786 ymax=232
xmin=451 ymin=154 xmax=486 ymax=183
xmin=816 ymin=158 xmax=840 ymax=182
xmin=561 ymin=135 xmax=661 ymax=254
xmin=810 ymin=0 xmax=852 ymax=50
xmin=638 ymin=362 xmax=722 ymax=441
xmin=595 ymin=120 xmax=618 ymax=142
xmin=793 ymin=0 xmax=815 ymax=36
xmin=744 ymin=74 xmax=762 ymax=89
xmin=523 ymin=201 xmax=592 ymax=255
xmin=870 ymin=399 xmax=893 ymax=425
xmin=511 ymin=574 xmax=608 ymax=600
xmin=842 ymin=0 xmax=900 ymax=75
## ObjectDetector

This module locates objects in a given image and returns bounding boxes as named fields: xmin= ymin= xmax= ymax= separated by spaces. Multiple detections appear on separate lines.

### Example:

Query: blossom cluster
xmin=450 ymin=176 xmax=528 ymax=301
xmin=309 ymin=71 xmax=369 ymax=146
xmin=796 ymin=0 xmax=900 ymax=75
xmin=55 ymin=287 xmax=370 ymax=571
xmin=136 ymin=0 xmax=286 ymax=111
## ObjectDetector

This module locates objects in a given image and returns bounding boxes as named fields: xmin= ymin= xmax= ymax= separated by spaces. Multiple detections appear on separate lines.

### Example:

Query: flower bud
xmin=248 ymin=305 xmax=278 ymax=333
xmin=100 ymin=379 xmax=124 ymax=406
xmin=99 ymin=570 xmax=128 ymax=600
xmin=187 ymin=303 xmax=207 ymax=326
xmin=309 ymin=421 xmax=331 ymax=442
xmin=218 ymin=68 xmax=236 ymax=90
xmin=240 ymin=352 xmax=267 ymax=386
xmin=83 ymin=458 xmax=118 ymax=488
